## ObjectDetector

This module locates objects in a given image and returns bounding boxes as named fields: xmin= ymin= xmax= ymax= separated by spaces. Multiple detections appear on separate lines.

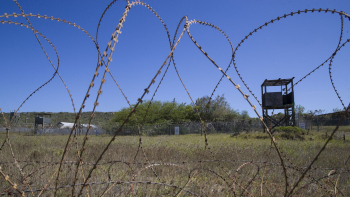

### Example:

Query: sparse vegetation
xmin=1 ymin=0 xmax=349 ymax=196
xmin=1 ymin=131 xmax=350 ymax=196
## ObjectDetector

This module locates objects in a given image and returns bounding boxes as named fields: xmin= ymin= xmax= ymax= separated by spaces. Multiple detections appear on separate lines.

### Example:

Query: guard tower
xmin=261 ymin=78 xmax=295 ymax=130
xmin=34 ymin=113 xmax=52 ymax=129
xmin=9 ymin=111 xmax=20 ymax=124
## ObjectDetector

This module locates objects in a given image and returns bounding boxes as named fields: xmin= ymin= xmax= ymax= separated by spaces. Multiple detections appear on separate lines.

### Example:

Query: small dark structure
xmin=34 ymin=113 xmax=52 ymax=129
xmin=261 ymin=78 xmax=295 ymax=130
xmin=9 ymin=111 xmax=20 ymax=123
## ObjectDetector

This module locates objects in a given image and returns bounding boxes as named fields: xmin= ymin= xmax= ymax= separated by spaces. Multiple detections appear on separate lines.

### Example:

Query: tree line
xmin=112 ymin=95 xmax=250 ymax=125
xmin=0 ymin=112 xmax=114 ymax=127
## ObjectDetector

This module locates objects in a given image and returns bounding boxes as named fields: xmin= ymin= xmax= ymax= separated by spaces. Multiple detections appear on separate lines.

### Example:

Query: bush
xmin=274 ymin=126 xmax=304 ymax=134
xmin=274 ymin=126 xmax=305 ymax=140
xmin=233 ymin=133 xmax=270 ymax=139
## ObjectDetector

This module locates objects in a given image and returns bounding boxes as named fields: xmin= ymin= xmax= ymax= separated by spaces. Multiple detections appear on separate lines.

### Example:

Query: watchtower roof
xmin=261 ymin=77 xmax=294 ymax=86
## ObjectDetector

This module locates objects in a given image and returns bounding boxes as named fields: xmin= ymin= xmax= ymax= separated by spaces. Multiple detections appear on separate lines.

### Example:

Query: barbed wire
xmin=1 ymin=159 xmax=349 ymax=196
xmin=1 ymin=159 xmax=349 ymax=171
xmin=1 ymin=180 xmax=199 ymax=196
xmin=0 ymin=1 xmax=349 ymax=196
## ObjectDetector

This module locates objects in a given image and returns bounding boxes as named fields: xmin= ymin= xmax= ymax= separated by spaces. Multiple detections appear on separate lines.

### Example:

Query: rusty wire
xmin=0 ymin=1 xmax=349 ymax=196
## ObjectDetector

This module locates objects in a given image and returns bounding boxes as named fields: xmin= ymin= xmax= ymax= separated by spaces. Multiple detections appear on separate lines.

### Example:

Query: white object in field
xmin=299 ymin=123 xmax=305 ymax=130
xmin=56 ymin=122 xmax=97 ymax=129
xmin=175 ymin=127 xmax=179 ymax=135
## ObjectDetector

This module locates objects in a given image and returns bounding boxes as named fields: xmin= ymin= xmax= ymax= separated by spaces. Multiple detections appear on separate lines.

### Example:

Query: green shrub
xmin=274 ymin=126 xmax=305 ymax=140
xmin=274 ymin=126 xmax=304 ymax=134
xmin=232 ymin=132 xmax=270 ymax=139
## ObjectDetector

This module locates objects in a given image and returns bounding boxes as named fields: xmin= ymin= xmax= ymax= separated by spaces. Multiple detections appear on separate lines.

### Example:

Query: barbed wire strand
xmin=75 ymin=3 xmax=191 ymax=196
xmin=1 ymin=2 xmax=350 ymax=196
xmin=287 ymin=103 xmax=350 ymax=197
xmin=1 ymin=180 xmax=199 ymax=196
xmin=329 ymin=40 xmax=350 ymax=111
xmin=0 ymin=167 xmax=25 ymax=196
xmin=185 ymin=17 xmax=291 ymax=196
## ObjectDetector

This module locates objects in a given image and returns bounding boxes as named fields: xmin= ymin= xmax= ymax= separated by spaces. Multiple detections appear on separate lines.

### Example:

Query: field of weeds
xmin=1 ymin=0 xmax=350 ymax=196
xmin=1 ymin=131 xmax=350 ymax=196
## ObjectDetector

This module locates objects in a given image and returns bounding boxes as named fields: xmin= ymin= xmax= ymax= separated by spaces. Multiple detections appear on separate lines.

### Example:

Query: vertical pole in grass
xmin=317 ymin=115 xmax=319 ymax=132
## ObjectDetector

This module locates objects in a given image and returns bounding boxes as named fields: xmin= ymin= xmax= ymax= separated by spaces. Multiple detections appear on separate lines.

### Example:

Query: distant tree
xmin=240 ymin=110 xmax=250 ymax=119
xmin=193 ymin=94 xmax=243 ymax=121
xmin=332 ymin=108 xmax=343 ymax=112
xmin=223 ymin=109 xmax=240 ymax=121
xmin=112 ymin=95 xmax=248 ymax=125
xmin=303 ymin=109 xmax=325 ymax=121
xmin=314 ymin=109 xmax=325 ymax=115
xmin=295 ymin=105 xmax=305 ymax=114
xmin=271 ymin=112 xmax=284 ymax=120
xmin=112 ymin=100 xmax=194 ymax=125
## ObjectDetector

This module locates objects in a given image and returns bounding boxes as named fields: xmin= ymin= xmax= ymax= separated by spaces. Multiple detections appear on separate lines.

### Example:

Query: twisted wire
xmin=1 ymin=2 xmax=349 ymax=197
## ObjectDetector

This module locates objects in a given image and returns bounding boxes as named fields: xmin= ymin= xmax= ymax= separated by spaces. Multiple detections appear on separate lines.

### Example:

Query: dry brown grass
xmin=1 ymin=133 xmax=350 ymax=196
xmin=1 ymin=1 xmax=350 ymax=196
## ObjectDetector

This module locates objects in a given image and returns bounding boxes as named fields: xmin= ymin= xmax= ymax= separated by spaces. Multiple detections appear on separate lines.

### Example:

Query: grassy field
xmin=0 ymin=128 xmax=350 ymax=196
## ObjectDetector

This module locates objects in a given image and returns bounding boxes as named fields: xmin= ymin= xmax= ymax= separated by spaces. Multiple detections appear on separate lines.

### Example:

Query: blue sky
xmin=0 ymin=0 xmax=349 ymax=117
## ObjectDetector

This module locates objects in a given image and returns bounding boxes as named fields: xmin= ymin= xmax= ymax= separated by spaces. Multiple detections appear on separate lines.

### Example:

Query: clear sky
xmin=1 ymin=0 xmax=349 ymax=117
